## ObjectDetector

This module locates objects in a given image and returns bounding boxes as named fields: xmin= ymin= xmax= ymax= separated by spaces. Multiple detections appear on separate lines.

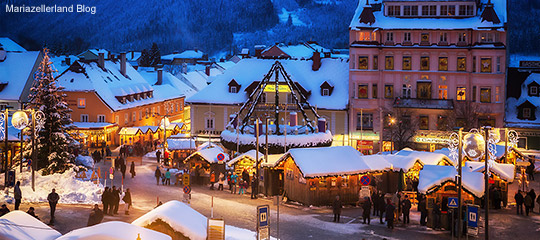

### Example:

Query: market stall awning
xmin=228 ymin=149 xmax=264 ymax=167
xmin=184 ymin=147 xmax=230 ymax=164
xmin=418 ymin=165 xmax=485 ymax=198
xmin=167 ymin=138 xmax=196 ymax=151
xmin=119 ymin=127 xmax=143 ymax=136
xmin=70 ymin=122 xmax=117 ymax=130
xmin=464 ymin=161 xmax=515 ymax=182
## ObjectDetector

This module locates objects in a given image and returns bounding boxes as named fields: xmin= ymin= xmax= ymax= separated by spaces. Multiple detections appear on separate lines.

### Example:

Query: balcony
xmin=393 ymin=98 xmax=454 ymax=110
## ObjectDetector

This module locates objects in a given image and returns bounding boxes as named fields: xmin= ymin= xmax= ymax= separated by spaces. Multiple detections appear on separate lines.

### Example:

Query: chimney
xmin=65 ymin=56 xmax=71 ymax=66
xmin=312 ymin=51 xmax=321 ymax=71
xmin=318 ymin=118 xmax=327 ymax=133
xmin=98 ymin=52 xmax=105 ymax=69
xmin=205 ymin=65 xmax=211 ymax=76
xmin=156 ymin=68 xmax=163 ymax=85
xmin=131 ymin=51 xmax=134 ymax=59
xmin=120 ymin=52 xmax=127 ymax=76
xmin=107 ymin=51 xmax=111 ymax=60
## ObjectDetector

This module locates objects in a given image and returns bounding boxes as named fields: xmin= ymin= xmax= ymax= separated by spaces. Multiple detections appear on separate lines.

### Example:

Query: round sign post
xmin=360 ymin=175 xmax=371 ymax=186
xmin=217 ymin=153 xmax=225 ymax=163
xmin=183 ymin=185 xmax=191 ymax=194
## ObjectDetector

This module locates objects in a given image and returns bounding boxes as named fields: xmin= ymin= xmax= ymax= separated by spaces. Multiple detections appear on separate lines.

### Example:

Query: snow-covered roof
xmin=0 ymin=38 xmax=26 ymax=52
xmin=57 ymin=221 xmax=171 ymax=240
xmin=394 ymin=149 xmax=454 ymax=166
xmin=262 ymin=43 xmax=327 ymax=60
xmin=50 ymin=55 xmax=79 ymax=74
xmin=350 ymin=0 xmax=506 ymax=30
xmin=0 ymin=51 xmax=40 ymax=102
xmin=187 ymin=58 xmax=349 ymax=110
xmin=228 ymin=149 xmax=264 ymax=166
xmin=162 ymin=50 xmax=205 ymax=60
xmin=119 ymin=127 xmax=143 ymax=136
xmin=418 ymin=165 xmax=485 ymax=197
xmin=185 ymin=147 xmax=230 ymax=164
xmin=261 ymin=153 xmax=285 ymax=168
xmin=57 ymin=60 xmax=182 ymax=111
xmin=167 ymin=138 xmax=196 ymax=151
xmin=138 ymin=69 xmax=197 ymax=98
xmin=506 ymin=73 xmax=540 ymax=128
xmin=127 ymin=51 xmax=141 ymax=61
xmin=386 ymin=155 xmax=424 ymax=172
xmin=464 ymin=161 xmax=515 ymax=182
xmin=70 ymin=122 xmax=116 ymax=129
xmin=0 ymin=211 xmax=61 ymax=240
xmin=284 ymin=146 xmax=373 ymax=178
xmin=508 ymin=54 xmax=540 ymax=68
xmin=360 ymin=154 xmax=394 ymax=172
xmin=196 ymin=142 xmax=223 ymax=151
xmin=178 ymin=68 xmax=222 ymax=91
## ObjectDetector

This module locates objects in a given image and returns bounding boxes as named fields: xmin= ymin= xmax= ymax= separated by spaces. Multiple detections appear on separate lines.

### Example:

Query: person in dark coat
xmin=47 ymin=188 xmax=60 ymax=225
xmin=418 ymin=195 xmax=428 ymax=226
xmin=525 ymin=193 xmax=533 ymax=216
xmin=156 ymin=150 xmax=161 ymax=163
xmin=401 ymin=195 xmax=412 ymax=225
xmin=242 ymin=169 xmax=250 ymax=188
xmin=385 ymin=199 xmax=395 ymax=229
xmin=120 ymin=161 xmax=127 ymax=180
xmin=378 ymin=192 xmax=386 ymax=224
xmin=26 ymin=207 xmax=39 ymax=220
xmin=14 ymin=181 xmax=22 ymax=210
xmin=515 ymin=190 xmax=524 ymax=215
xmin=111 ymin=186 xmax=120 ymax=215
xmin=0 ymin=204 xmax=10 ymax=217
xmin=123 ymin=188 xmax=132 ymax=215
xmin=493 ymin=187 xmax=501 ymax=209
xmin=102 ymin=187 xmax=110 ymax=215
xmin=526 ymin=160 xmax=535 ymax=181
xmin=130 ymin=161 xmax=136 ymax=178
xmin=529 ymin=189 xmax=536 ymax=213
xmin=251 ymin=177 xmax=258 ymax=199
xmin=333 ymin=195 xmax=342 ymax=223
xmin=433 ymin=201 xmax=442 ymax=230
xmin=372 ymin=192 xmax=379 ymax=216
xmin=155 ymin=166 xmax=161 ymax=185
xmin=362 ymin=197 xmax=372 ymax=224
xmin=537 ymin=194 xmax=540 ymax=213
xmin=87 ymin=204 xmax=104 ymax=226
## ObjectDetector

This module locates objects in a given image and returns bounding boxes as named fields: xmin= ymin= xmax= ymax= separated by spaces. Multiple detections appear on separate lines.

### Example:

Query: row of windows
xmin=356 ymin=55 xmax=501 ymax=73
xmin=79 ymin=114 xmax=105 ymax=123
xmin=356 ymin=113 xmax=495 ymax=131
xmin=384 ymin=32 xmax=499 ymax=45
xmin=386 ymin=4 xmax=474 ymax=17
xmin=356 ymin=83 xmax=500 ymax=103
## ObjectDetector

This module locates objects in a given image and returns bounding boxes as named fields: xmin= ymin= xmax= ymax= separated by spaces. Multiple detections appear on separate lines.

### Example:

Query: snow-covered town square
xmin=2 ymin=0 xmax=540 ymax=239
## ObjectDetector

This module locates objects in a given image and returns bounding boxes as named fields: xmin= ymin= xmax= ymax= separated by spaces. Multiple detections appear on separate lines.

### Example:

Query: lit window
xmin=457 ymin=87 xmax=466 ymax=101
xmin=385 ymin=56 xmax=394 ymax=70
xmin=373 ymin=55 xmax=378 ymax=70
xmin=402 ymin=84 xmax=412 ymax=98
xmin=457 ymin=57 xmax=466 ymax=71
xmin=439 ymin=57 xmax=448 ymax=71
xmin=358 ymin=85 xmax=368 ymax=99
xmin=440 ymin=5 xmax=455 ymax=16
xmin=421 ymin=33 xmax=430 ymax=43
xmin=480 ymin=87 xmax=491 ymax=103
xmin=420 ymin=56 xmax=430 ymax=71
xmin=77 ymin=98 xmax=86 ymax=109
xmin=124 ymin=113 xmax=129 ymax=124
xmin=385 ymin=85 xmax=394 ymax=99
xmin=439 ymin=76 xmax=447 ymax=99
xmin=495 ymin=86 xmax=500 ymax=102
xmin=481 ymin=58 xmax=492 ymax=73
xmin=358 ymin=56 xmax=368 ymax=70
xmin=402 ymin=56 xmax=412 ymax=70
xmin=419 ymin=116 xmax=429 ymax=130
xmin=458 ymin=33 xmax=467 ymax=42
xmin=81 ymin=114 xmax=88 ymax=122
xmin=97 ymin=115 xmax=105 ymax=123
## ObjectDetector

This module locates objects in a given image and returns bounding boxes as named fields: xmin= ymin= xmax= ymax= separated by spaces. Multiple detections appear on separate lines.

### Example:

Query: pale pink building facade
xmin=348 ymin=0 xmax=506 ymax=152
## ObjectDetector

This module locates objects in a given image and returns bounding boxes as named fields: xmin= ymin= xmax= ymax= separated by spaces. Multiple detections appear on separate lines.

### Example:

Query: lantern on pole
xmin=11 ymin=111 xmax=29 ymax=130
xmin=462 ymin=132 xmax=485 ymax=160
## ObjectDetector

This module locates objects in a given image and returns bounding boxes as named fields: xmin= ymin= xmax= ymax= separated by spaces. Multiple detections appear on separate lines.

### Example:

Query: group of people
xmin=6 ymin=183 xmax=58 ymax=225
xmin=515 ymin=189 xmax=540 ymax=216
xmin=100 ymin=186 xmax=132 ymax=216
xmin=209 ymin=169 xmax=256 ymax=198
xmin=0 ymin=204 xmax=40 ymax=220
xmin=154 ymin=166 xmax=173 ymax=185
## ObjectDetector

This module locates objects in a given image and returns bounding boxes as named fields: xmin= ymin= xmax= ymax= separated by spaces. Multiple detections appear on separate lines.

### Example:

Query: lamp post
xmin=483 ymin=126 xmax=491 ymax=240
xmin=160 ymin=115 xmax=170 ymax=164
xmin=457 ymin=128 xmax=463 ymax=240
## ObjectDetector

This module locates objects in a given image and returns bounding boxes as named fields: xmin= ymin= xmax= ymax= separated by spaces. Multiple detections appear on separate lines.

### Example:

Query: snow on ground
xmin=0 ymin=210 xmax=61 ymax=240
xmin=278 ymin=8 xmax=306 ymax=26
xmin=2 ymin=168 xmax=103 ymax=204
xmin=57 ymin=221 xmax=171 ymax=240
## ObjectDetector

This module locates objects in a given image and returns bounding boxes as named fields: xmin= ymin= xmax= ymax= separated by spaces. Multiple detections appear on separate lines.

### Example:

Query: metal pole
xmin=255 ymin=119 xmax=259 ymax=199
xmin=31 ymin=110 xmax=36 ymax=191
xmin=277 ymin=195 xmax=280 ymax=240
xmin=19 ymin=122 xmax=23 ymax=174
xmin=483 ymin=127 xmax=490 ymax=240
xmin=458 ymin=128 xmax=463 ymax=239
xmin=163 ymin=116 xmax=166 ymax=164
xmin=504 ymin=128 xmax=508 ymax=164
xmin=4 ymin=109 xmax=8 ymax=186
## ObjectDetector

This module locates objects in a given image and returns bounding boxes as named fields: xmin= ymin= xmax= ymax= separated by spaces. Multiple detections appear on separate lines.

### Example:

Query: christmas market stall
xmin=166 ymin=137 xmax=196 ymax=167
xmin=260 ymin=153 xmax=286 ymax=196
xmin=118 ymin=127 xmax=143 ymax=146
xmin=227 ymin=149 xmax=263 ymax=176
xmin=69 ymin=122 xmax=118 ymax=148
xmin=183 ymin=146 xmax=230 ymax=186
xmin=418 ymin=165 xmax=484 ymax=230
xmin=464 ymin=161 xmax=515 ymax=207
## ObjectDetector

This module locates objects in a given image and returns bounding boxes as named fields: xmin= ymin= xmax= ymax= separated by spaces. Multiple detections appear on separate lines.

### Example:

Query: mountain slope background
xmin=1 ymin=0 xmax=538 ymax=56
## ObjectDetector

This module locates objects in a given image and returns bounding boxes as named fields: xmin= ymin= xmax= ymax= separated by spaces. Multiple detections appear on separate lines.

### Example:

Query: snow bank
xmin=2 ymin=168 xmax=103 ymax=204
xmin=74 ymin=155 xmax=94 ymax=168
xmin=0 ymin=211 xmax=61 ymax=240
xmin=57 ymin=221 xmax=171 ymax=240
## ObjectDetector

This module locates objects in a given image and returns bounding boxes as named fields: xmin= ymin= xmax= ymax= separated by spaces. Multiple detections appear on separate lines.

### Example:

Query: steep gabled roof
xmin=0 ymin=51 xmax=41 ymax=102
xmin=480 ymin=1 xmax=501 ymax=24
xmin=358 ymin=2 xmax=375 ymax=25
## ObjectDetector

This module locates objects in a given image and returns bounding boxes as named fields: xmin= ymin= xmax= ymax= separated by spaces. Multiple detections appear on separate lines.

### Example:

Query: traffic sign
xmin=360 ymin=175 xmax=371 ymax=186
xmin=109 ymin=167 xmax=114 ymax=174
xmin=467 ymin=204 xmax=479 ymax=228
xmin=257 ymin=205 xmax=269 ymax=240
xmin=448 ymin=197 xmax=458 ymax=208
xmin=183 ymin=185 xmax=191 ymax=194
xmin=183 ymin=173 xmax=190 ymax=186
xmin=217 ymin=153 xmax=225 ymax=162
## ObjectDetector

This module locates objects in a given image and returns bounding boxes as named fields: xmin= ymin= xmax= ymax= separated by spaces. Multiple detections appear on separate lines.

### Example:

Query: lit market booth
xmin=118 ymin=127 xmax=143 ymax=145
xmin=183 ymin=146 xmax=230 ymax=185
xmin=275 ymin=146 xmax=384 ymax=206
xmin=418 ymin=165 xmax=485 ymax=230
xmin=227 ymin=149 xmax=263 ymax=177
xmin=166 ymin=137 xmax=196 ymax=167
xmin=69 ymin=122 xmax=118 ymax=148
xmin=259 ymin=153 xmax=286 ymax=196
xmin=464 ymin=161 xmax=515 ymax=207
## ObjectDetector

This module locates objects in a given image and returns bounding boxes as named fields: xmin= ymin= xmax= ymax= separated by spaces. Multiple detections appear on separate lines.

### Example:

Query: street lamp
xmin=160 ymin=116 xmax=170 ymax=164
xmin=388 ymin=115 xmax=396 ymax=153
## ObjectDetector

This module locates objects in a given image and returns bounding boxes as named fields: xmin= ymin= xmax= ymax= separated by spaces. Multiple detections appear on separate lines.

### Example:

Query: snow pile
xmin=418 ymin=165 xmax=485 ymax=197
xmin=0 ymin=211 xmax=61 ymax=240
xmin=2 ymin=168 xmax=103 ymax=204
xmin=74 ymin=155 xmax=94 ymax=168
xmin=57 ymin=221 xmax=171 ymax=240
xmin=132 ymin=200 xmax=272 ymax=240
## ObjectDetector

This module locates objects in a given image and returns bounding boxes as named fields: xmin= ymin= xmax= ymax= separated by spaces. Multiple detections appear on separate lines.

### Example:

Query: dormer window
xmin=523 ymin=108 xmax=531 ymax=119
xmin=230 ymin=86 xmax=237 ymax=93
xmin=122 ymin=97 xmax=126 ymax=104
xmin=528 ymin=82 xmax=540 ymax=97
xmin=228 ymin=79 xmax=241 ymax=93
xmin=129 ymin=95 xmax=134 ymax=102
xmin=403 ymin=6 xmax=418 ymax=16
xmin=387 ymin=5 xmax=400 ymax=16
xmin=322 ymin=88 xmax=330 ymax=96
xmin=148 ymin=91 xmax=153 ymax=98
xmin=320 ymin=81 xmax=334 ymax=96
xmin=135 ymin=94 xmax=140 ymax=101
xmin=531 ymin=86 xmax=538 ymax=95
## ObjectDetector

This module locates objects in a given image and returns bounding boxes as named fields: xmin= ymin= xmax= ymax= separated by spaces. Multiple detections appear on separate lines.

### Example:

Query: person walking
xmin=378 ymin=193 xmax=386 ymax=224
xmin=210 ymin=172 xmax=216 ymax=190
xmin=155 ymin=166 xmax=161 ymax=185
xmin=120 ymin=161 xmax=127 ymax=180
xmin=333 ymin=195 xmax=342 ymax=223
xmin=0 ymin=204 xmax=9 ymax=217
xmin=401 ymin=195 xmax=412 ymax=225
xmin=102 ymin=187 xmax=110 ymax=215
xmin=87 ymin=204 xmax=104 ymax=226
xmin=165 ymin=169 xmax=171 ymax=185
xmin=433 ymin=201 xmax=442 ymax=230
xmin=251 ymin=177 xmax=258 ymax=199
xmin=362 ymin=197 xmax=372 ymax=225
xmin=239 ymin=180 xmax=246 ymax=195
xmin=527 ymin=160 xmax=535 ymax=181
xmin=515 ymin=190 xmax=524 ymax=215
xmin=227 ymin=172 xmax=232 ymax=191
xmin=26 ymin=207 xmax=39 ymax=220
xmin=385 ymin=199 xmax=395 ymax=229
xmin=156 ymin=150 xmax=161 ymax=164
xmin=218 ymin=173 xmax=225 ymax=191
xmin=242 ymin=169 xmax=249 ymax=188
xmin=525 ymin=193 xmax=533 ymax=216
xmin=130 ymin=161 xmax=136 ymax=178
xmin=123 ymin=188 xmax=132 ymax=215
xmin=231 ymin=172 xmax=238 ymax=194
xmin=112 ymin=186 xmax=120 ymax=215
xmin=14 ymin=181 xmax=22 ymax=210
xmin=537 ymin=194 xmax=540 ymax=213
xmin=418 ymin=195 xmax=428 ymax=226
xmin=529 ymin=189 xmax=536 ymax=213
xmin=47 ymin=188 xmax=60 ymax=225
xmin=372 ymin=192 xmax=379 ymax=216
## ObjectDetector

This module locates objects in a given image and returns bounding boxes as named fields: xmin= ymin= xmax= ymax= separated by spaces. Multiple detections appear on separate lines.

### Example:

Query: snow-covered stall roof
xmin=186 ymin=58 xmax=349 ymax=110
xmin=386 ymin=155 xmax=424 ymax=172
xmin=138 ymin=69 xmax=197 ymax=98
xmin=57 ymin=60 xmax=183 ymax=111
xmin=284 ymin=146 xmax=372 ymax=178
xmin=57 ymin=221 xmax=171 ymax=240
xmin=261 ymin=153 xmax=286 ymax=168
xmin=69 ymin=122 xmax=116 ymax=129
xmin=228 ymin=149 xmax=264 ymax=166
xmin=0 ymin=211 xmax=61 ymax=240
xmin=167 ymin=138 xmax=196 ymax=151
xmin=359 ymin=154 xmax=393 ymax=172
xmin=119 ymin=127 xmax=143 ymax=136
xmin=196 ymin=142 xmax=224 ymax=151
xmin=350 ymin=0 xmax=506 ymax=30
xmin=0 ymin=51 xmax=40 ymax=102
xmin=132 ymin=200 xmax=267 ymax=240
xmin=506 ymin=73 xmax=540 ymax=129
xmin=0 ymin=38 xmax=26 ymax=52
xmin=185 ymin=147 xmax=230 ymax=164
xmin=464 ymin=161 xmax=515 ymax=182
xmin=395 ymin=149 xmax=454 ymax=166
xmin=138 ymin=126 xmax=160 ymax=134
xmin=418 ymin=165 xmax=485 ymax=198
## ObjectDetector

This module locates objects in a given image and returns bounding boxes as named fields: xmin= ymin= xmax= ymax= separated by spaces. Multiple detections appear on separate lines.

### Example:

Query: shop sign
xmin=356 ymin=140 xmax=373 ymax=150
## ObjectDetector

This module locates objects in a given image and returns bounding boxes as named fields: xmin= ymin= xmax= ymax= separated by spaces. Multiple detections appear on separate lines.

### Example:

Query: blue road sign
xmin=467 ymin=205 xmax=478 ymax=228
xmin=447 ymin=197 xmax=458 ymax=208
xmin=258 ymin=205 xmax=269 ymax=228
xmin=360 ymin=175 xmax=371 ymax=185
xmin=183 ymin=185 xmax=191 ymax=194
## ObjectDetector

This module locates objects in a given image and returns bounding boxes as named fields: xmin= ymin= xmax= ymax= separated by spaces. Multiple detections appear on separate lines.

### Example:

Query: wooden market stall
xmin=227 ymin=149 xmax=263 ymax=177
xmin=183 ymin=146 xmax=229 ymax=186
xmin=464 ymin=161 xmax=515 ymax=208
xmin=260 ymin=153 xmax=286 ymax=196
xmin=166 ymin=138 xmax=197 ymax=168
